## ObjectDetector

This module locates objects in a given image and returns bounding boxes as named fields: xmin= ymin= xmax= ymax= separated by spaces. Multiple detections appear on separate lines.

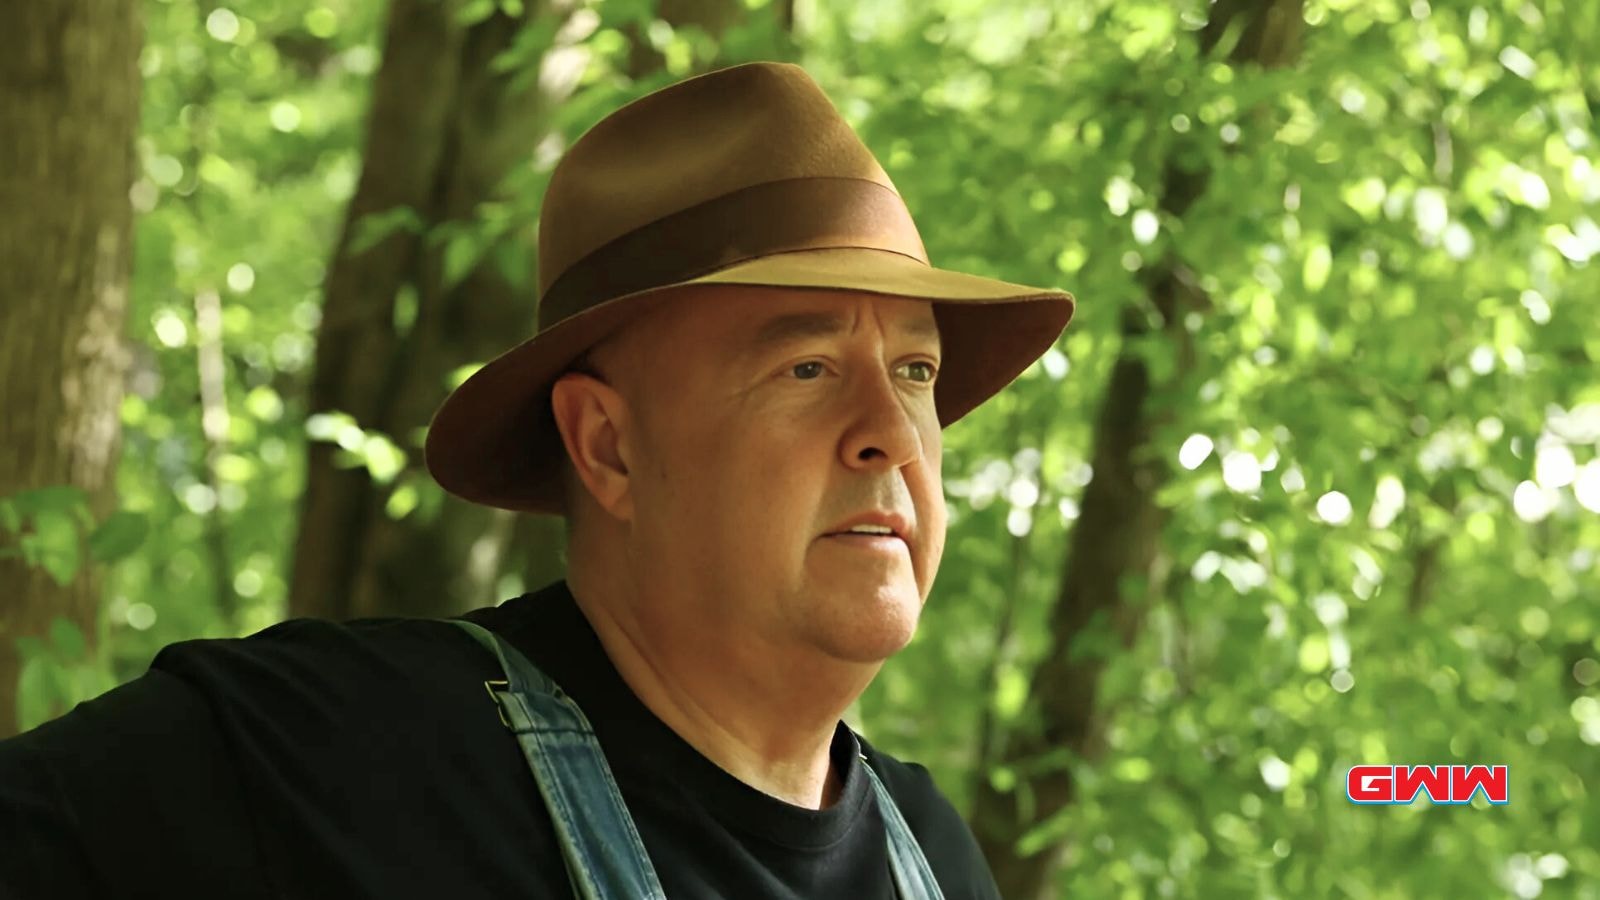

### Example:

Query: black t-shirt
xmin=0 ymin=580 xmax=1001 ymax=899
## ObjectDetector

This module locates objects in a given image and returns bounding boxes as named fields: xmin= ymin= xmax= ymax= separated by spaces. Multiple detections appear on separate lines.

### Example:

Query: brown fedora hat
xmin=425 ymin=61 xmax=1076 ymax=515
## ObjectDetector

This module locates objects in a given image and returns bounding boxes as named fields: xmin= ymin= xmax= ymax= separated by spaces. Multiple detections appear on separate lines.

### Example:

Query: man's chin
xmin=807 ymin=586 xmax=923 ymax=663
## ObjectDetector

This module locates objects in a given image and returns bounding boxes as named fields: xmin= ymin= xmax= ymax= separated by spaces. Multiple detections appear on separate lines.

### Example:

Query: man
xmin=0 ymin=62 xmax=1074 ymax=898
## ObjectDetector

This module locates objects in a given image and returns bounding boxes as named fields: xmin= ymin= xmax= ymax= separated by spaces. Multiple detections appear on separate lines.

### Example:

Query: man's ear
xmin=549 ymin=372 xmax=634 ymax=522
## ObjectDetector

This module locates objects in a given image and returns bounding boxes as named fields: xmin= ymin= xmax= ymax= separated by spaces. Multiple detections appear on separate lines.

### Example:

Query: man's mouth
xmin=822 ymin=528 xmax=908 ymax=552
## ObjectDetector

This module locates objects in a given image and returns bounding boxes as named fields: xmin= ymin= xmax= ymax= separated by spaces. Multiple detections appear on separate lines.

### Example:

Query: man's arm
xmin=0 ymin=667 xmax=259 ymax=898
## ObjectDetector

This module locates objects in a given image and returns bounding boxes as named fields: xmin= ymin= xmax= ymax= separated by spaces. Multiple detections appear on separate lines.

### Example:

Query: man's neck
xmin=568 ymin=579 xmax=874 ymax=810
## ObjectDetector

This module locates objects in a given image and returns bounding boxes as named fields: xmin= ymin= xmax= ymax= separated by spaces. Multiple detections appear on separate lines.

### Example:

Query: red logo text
xmin=1346 ymin=765 xmax=1509 ymax=805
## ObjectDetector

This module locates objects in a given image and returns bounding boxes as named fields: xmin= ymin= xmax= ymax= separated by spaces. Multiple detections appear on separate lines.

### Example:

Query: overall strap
xmin=856 ymin=740 xmax=949 ymax=900
xmin=450 ymin=617 xmax=943 ymax=900
xmin=449 ymin=618 xmax=667 ymax=900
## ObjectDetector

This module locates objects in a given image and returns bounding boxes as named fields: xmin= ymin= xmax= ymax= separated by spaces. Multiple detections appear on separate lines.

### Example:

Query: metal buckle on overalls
xmin=483 ymin=679 xmax=513 ymax=729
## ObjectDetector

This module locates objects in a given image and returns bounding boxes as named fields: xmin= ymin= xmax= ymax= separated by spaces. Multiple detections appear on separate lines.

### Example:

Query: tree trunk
xmin=969 ymin=2 xmax=1305 ymax=896
xmin=289 ymin=0 xmax=752 ymax=623
xmin=0 ymin=0 xmax=141 ymax=736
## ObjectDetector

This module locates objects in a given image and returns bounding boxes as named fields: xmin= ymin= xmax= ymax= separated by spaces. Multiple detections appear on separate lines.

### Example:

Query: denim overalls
xmin=450 ymin=619 xmax=945 ymax=900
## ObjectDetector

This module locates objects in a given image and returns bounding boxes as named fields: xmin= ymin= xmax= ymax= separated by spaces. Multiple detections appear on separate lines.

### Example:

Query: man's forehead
xmin=735 ymin=293 xmax=941 ymax=348
xmin=747 ymin=307 xmax=939 ymax=347
xmin=607 ymin=289 xmax=940 ymax=372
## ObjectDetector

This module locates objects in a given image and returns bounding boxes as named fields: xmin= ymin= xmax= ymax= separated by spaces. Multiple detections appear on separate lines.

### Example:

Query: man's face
xmin=611 ymin=286 xmax=947 ymax=664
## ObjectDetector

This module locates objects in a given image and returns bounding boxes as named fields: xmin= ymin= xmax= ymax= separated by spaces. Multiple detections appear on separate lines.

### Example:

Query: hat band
xmin=538 ymin=177 xmax=930 ymax=329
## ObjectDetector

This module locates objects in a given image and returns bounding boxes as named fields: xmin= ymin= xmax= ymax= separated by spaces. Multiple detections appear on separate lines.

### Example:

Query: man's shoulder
xmin=857 ymin=735 xmax=1003 ymax=899
xmin=147 ymin=609 xmax=509 ymax=744
xmin=144 ymin=582 xmax=578 ymax=738
xmin=155 ymin=612 xmax=490 ymax=685
xmin=856 ymin=735 xmax=956 ymax=829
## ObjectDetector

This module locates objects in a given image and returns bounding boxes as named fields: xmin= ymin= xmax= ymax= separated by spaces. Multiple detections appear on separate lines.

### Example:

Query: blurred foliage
xmin=7 ymin=0 xmax=1600 ymax=895
xmin=843 ymin=0 xmax=1600 ymax=896
xmin=122 ymin=0 xmax=387 ymax=644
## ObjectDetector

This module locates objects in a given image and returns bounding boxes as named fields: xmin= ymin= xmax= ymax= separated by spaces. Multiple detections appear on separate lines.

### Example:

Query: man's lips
xmin=823 ymin=511 xmax=912 ymax=542
xmin=821 ymin=531 xmax=909 ymax=555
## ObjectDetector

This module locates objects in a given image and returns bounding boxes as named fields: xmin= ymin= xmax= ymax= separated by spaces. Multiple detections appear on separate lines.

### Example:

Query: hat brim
xmin=424 ymin=247 xmax=1075 ymax=514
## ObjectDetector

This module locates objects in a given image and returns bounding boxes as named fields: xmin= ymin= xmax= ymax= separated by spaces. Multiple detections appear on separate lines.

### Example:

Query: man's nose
xmin=838 ymin=365 xmax=925 ymax=471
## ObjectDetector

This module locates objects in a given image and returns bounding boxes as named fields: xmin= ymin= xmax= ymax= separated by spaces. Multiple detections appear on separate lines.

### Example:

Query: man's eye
xmin=788 ymin=361 xmax=934 ymax=382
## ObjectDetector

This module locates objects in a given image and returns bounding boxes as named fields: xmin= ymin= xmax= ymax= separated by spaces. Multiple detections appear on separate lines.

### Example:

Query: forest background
xmin=3 ymin=0 xmax=1598 ymax=896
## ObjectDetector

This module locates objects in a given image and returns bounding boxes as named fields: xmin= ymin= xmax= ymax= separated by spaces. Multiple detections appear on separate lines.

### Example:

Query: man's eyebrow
xmin=746 ymin=311 xmax=942 ymax=350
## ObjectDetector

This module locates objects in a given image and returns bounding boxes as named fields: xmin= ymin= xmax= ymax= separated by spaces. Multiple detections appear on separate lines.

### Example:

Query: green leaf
xmin=492 ymin=238 xmax=532 ymax=289
xmin=10 ymin=485 xmax=88 ymax=518
xmin=48 ymin=618 xmax=88 ymax=661
xmin=88 ymin=510 xmax=149 ymax=562
xmin=456 ymin=0 xmax=497 ymax=26
xmin=489 ymin=14 xmax=561 ymax=74
xmin=385 ymin=482 xmax=420 ymax=520
xmin=1297 ymin=633 xmax=1330 ymax=672
xmin=392 ymin=283 xmax=419 ymax=336
xmin=13 ymin=635 xmax=46 ymax=661
xmin=359 ymin=432 xmax=409 ymax=484
xmin=446 ymin=362 xmax=484 ymax=390
xmin=993 ymin=667 xmax=1029 ymax=719
xmin=15 ymin=654 xmax=53 ymax=733
xmin=596 ymin=0 xmax=656 ymax=29
xmin=1291 ymin=305 xmax=1321 ymax=358
xmin=1302 ymin=240 xmax=1331 ymax=292
xmin=1066 ymin=609 xmax=1117 ymax=663
xmin=1113 ymin=757 xmax=1153 ymax=783
xmin=347 ymin=206 xmax=425 ymax=256
xmin=30 ymin=509 xmax=81 ymax=587
xmin=442 ymin=232 xmax=484 ymax=290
